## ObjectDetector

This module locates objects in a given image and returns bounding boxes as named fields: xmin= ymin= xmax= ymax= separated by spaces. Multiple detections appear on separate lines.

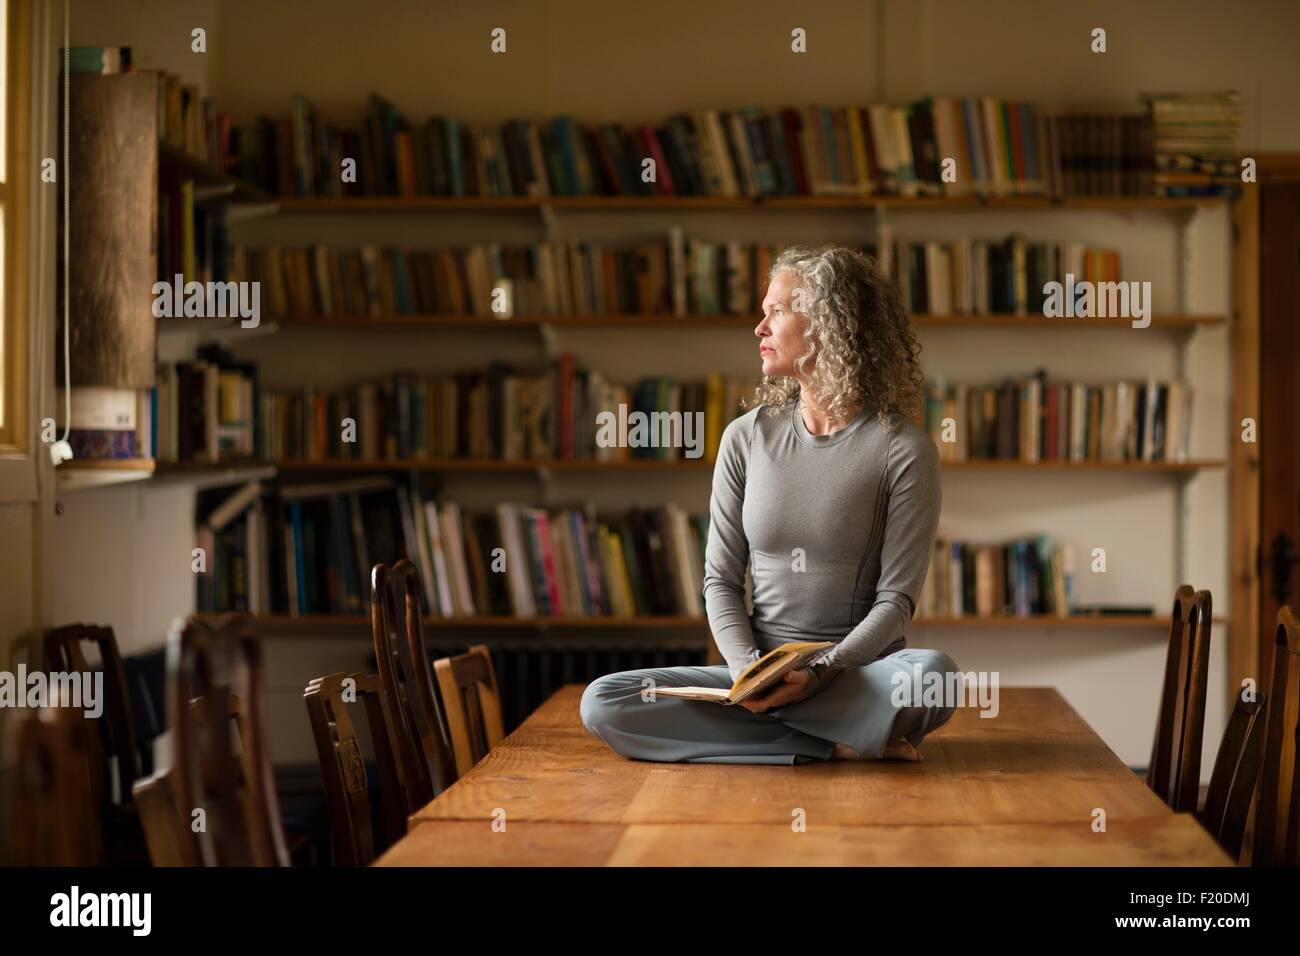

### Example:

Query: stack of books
xmin=195 ymin=478 xmax=710 ymax=620
xmin=1142 ymin=91 xmax=1241 ymax=197
xmin=923 ymin=372 xmax=1193 ymax=464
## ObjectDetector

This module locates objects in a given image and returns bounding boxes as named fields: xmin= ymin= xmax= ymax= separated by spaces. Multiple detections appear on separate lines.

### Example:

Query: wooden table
xmin=375 ymin=685 xmax=1233 ymax=866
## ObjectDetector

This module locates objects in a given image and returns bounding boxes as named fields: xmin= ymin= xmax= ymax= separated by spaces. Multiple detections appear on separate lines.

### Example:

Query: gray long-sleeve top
xmin=703 ymin=400 xmax=942 ymax=697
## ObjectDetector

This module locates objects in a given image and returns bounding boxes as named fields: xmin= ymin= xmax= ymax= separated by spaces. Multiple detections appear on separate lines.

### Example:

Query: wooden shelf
xmin=270 ymin=312 xmax=1225 ymax=331
xmin=206 ymin=612 xmax=1212 ymax=633
xmin=275 ymin=313 xmax=759 ymax=329
xmin=127 ymin=457 xmax=1225 ymax=480
xmin=55 ymin=457 xmax=156 ymax=492
xmin=912 ymin=614 xmax=1226 ymax=629
xmin=940 ymin=459 xmax=1223 ymax=472
xmin=270 ymin=194 xmax=1226 ymax=214
xmin=159 ymin=142 xmax=273 ymax=203
xmin=275 ymin=458 xmax=714 ymax=472
xmin=270 ymin=458 xmax=1221 ymax=474
xmin=910 ymin=313 xmax=1224 ymax=330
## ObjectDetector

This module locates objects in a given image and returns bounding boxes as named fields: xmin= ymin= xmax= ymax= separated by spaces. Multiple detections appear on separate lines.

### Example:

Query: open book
xmin=652 ymin=640 xmax=836 ymax=705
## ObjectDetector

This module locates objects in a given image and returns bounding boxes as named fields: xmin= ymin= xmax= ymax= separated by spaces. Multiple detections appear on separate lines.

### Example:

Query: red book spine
xmin=639 ymin=125 xmax=676 ymax=196
xmin=534 ymin=510 xmax=563 ymax=616
xmin=1043 ymin=386 xmax=1058 ymax=460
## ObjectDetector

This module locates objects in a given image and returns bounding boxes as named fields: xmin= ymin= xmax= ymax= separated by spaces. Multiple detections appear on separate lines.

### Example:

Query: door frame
xmin=1232 ymin=154 xmax=1300 ymax=700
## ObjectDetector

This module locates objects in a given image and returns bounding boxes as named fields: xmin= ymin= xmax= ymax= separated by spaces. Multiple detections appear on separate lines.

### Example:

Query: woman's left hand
xmin=739 ymin=668 xmax=812 ymax=713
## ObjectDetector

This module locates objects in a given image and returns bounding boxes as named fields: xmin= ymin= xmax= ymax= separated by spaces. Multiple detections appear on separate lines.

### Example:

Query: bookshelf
xmin=178 ymin=192 xmax=1234 ymax=636
xmin=248 ymin=458 xmax=1223 ymax=474
xmin=208 ymin=613 xmax=1222 ymax=634
xmin=201 ymin=612 xmax=1224 ymax=635
xmin=268 ymin=195 xmax=1227 ymax=213
xmin=265 ymin=311 xmax=1223 ymax=331
xmin=126 ymin=87 xmax=1234 ymax=646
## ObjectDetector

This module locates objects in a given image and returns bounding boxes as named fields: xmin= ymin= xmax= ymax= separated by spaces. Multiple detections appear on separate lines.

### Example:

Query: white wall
xmin=48 ymin=0 xmax=1296 ymax=767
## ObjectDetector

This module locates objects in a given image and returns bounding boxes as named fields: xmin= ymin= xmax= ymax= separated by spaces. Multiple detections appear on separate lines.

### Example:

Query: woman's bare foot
xmin=880 ymin=737 xmax=922 ymax=761
xmin=830 ymin=739 xmax=921 ymax=761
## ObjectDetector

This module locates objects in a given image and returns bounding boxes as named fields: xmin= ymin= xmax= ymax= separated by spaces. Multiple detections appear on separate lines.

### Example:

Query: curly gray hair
xmin=749 ymin=244 xmax=924 ymax=426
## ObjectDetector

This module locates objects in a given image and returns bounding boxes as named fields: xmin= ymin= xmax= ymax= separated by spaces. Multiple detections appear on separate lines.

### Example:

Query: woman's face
xmin=755 ymin=271 xmax=810 ymax=379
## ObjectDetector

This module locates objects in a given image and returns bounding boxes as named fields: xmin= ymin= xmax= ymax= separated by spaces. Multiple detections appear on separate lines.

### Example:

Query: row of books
xmin=1047 ymin=113 xmax=1155 ymax=198
xmin=225 ymin=94 xmax=1182 ymax=200
xmin=879 ymin=233 xmax=1120 ymax=317
xmin=918 ymin=536 xmax=1076 ymax=619
xmin=1142 ymin=91 xmax=1241 ymax=197
xmin=257 ymin=363 xmax=754 ymax=463
xmin=923 ymin=373 xmax=1193 ymax=463
xmin=158 ymin=173 xmax=231 ymax=286
xmin=231 ymin=236 xmax=878 ymax=321
xmin=195 ymin=479 xmax=710 ymax=620
xmin=153 ymin=346 xmax=257 ymax=463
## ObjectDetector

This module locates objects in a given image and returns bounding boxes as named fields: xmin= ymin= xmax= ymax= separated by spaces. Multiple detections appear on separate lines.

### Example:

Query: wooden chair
xmin=1197 ymin=683 xmax=1267 ymax=861
xmin=43 ymin=623 xmax=141 ymax=801
xmin=167 ymin=613 xmax=290 ymax=866
xmin=132 ymin=768 xmax=200 ymax=866
xmin=434 ymin=643 xmax=506 ymax=778
xmin=11 ymin=706 xmax=104 ymax=866
xmin=370 ymin=560 xmax=457 ymax=805
xmin=303 ymin=672 xmax=415 ymax=865
xmin=1251 ymin=605 xmax=1300 ymax=866
xmin=1146 ymin=586 xmax=1212 ymax=811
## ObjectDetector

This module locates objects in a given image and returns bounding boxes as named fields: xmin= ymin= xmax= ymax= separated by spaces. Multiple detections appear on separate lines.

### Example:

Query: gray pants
xmin=580 ymin=647 xmax=959 ymax=765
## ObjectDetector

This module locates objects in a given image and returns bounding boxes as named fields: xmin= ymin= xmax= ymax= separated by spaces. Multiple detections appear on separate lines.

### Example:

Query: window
xmin=0 ymin=0 xmax=28 ymax=454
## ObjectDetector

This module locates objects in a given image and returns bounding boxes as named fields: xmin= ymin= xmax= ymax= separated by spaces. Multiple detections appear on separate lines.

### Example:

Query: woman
xmin=580 ymin=245 xmax=959 ymax=764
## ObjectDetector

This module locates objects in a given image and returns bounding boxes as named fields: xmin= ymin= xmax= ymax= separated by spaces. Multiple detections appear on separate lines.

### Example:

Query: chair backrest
xmin=1198 ymin=683 xmax=1267 ymax=861
xmin=434 ymin=643 xmax=506 ymax=778
xmin=1252 ymin=605 xmax=1300 ymax=867
xmin=370 ymin=560 xmax=457 ymax=805
xmin=11 ymin=706 xmax=104 ymax=866
xmin=43 ymin=623 xmax=141 ymax=802
xmin=167 ymin=613 xmax=290 ymax=866
xmin=132 ymin=767 xmax=201 ymax=866
xmin=304 ymin=671 xmax=414 ymax=866
xmin=1146 ymin=586 xmax=1212 ymax=811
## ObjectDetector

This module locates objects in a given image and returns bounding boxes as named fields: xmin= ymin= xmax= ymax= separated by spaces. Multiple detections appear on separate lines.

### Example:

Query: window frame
xmin=0 ymin=0 xmax=29 ymax=460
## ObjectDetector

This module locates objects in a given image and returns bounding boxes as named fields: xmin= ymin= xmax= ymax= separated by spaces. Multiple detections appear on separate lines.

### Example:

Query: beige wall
xmin=44 ymin=0 xmax=1298 ymax=768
